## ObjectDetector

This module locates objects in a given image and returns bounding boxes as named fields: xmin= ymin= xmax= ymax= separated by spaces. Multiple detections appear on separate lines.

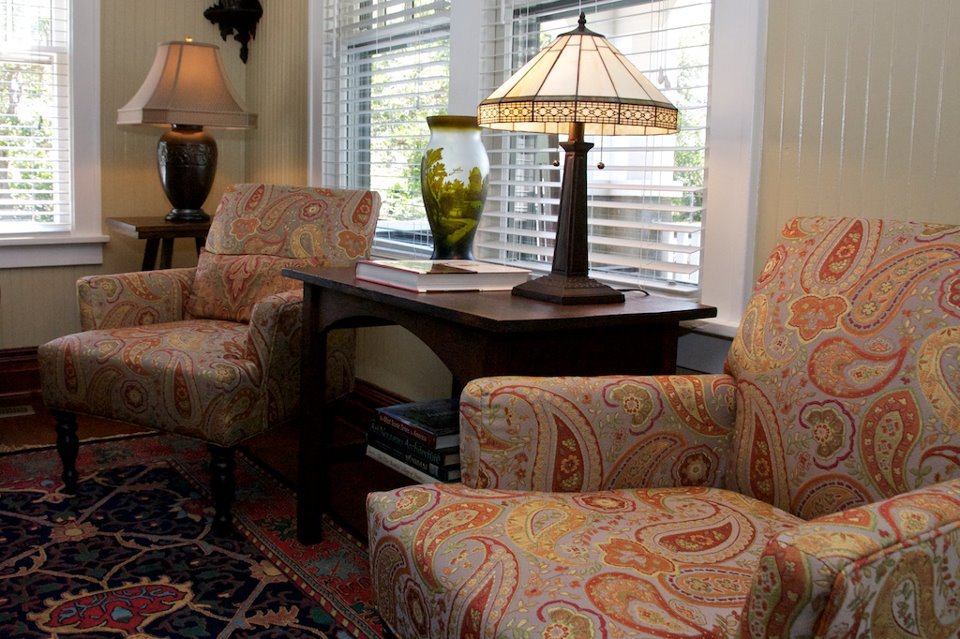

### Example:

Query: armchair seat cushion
xmin=368 ymin=484 xmax=802 ymax=638
xmin=40 ymin=319 xmax=266 ymax=447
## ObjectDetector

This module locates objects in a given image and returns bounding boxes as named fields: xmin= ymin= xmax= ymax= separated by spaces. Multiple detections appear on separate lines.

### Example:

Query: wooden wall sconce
xmin=204 ymin=0 xmax=263 ymax=63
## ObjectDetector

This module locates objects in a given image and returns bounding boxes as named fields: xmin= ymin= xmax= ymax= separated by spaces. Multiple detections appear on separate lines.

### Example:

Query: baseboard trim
xmin=0 ymin=346 xmax=40 ymax=399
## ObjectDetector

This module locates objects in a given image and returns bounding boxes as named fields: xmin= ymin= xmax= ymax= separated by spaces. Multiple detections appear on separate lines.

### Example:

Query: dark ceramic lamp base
xmin=158 ymin=125 xmax=217 ymax=222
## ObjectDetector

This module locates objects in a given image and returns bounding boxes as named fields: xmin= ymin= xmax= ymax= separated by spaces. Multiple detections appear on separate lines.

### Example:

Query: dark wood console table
xmin=283 ymin=266 xmax=717 ymax=543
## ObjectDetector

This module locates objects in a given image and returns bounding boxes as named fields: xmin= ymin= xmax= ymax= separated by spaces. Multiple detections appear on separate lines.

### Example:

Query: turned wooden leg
xmin=208 ymin=444 xmax=236 ymax=536
xmin=52 ymin=410 xmax=79 ymax=493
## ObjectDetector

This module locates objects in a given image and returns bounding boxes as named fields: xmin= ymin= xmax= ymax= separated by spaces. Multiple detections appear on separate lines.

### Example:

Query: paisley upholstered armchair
xmin=40 ymin=183 xmax=380 ymax=534
xmin=367 ymin=216 xmax=960 ymax=638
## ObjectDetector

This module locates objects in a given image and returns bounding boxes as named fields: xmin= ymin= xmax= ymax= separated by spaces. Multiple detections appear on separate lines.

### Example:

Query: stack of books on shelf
xmin=366 ymin=398 xmax=461 ymax=483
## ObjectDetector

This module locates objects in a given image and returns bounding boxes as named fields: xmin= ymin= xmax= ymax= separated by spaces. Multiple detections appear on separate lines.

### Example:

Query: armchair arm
xmin=247 ymin=290 xmax=304 ymax=423
xmin=78 ymin=268 xmax=196 ymax=330
xmin=740 ymin=478 xmax=960 ymax=638
xmin=459 ymin=374 xmax=737 ymax=492
xmin=247 ymin=289 xmax=359 ymax=426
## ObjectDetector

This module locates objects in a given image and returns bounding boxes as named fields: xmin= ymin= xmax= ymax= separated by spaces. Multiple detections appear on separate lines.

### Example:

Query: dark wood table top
xmin=283 ymin=265 xmax=717 ymax=331
xmin=107 ymin=216 xmax=211 ymax=239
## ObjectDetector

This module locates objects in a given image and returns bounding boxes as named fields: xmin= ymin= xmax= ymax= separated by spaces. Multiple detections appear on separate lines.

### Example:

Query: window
xmin=0 ymin=0 xmax=70 ymax=233
xmin=0 ymin=0 xmax=104 ymax=268
xmin=317 ymin=0 xmax=451 ymax=257
xmin=311 ymin=0 xmax=763 ymax=324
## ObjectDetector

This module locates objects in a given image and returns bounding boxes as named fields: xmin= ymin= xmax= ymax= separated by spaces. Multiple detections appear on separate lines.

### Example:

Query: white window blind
xmin=0 ymin=0 xmax=70 ymax=234
xmin=319 ymin=0 xmax=450 ymax=257
xmin=478 ymin=0 xmax=711 ymax=295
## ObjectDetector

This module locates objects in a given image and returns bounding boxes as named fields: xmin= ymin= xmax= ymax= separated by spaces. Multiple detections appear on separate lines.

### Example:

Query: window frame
xmin=312 ymin=0 xmax=453 ymax=260
xmin=308 ymin=0 xmax=765 ymax=329
xmin=0 ymin=0 xmax=106 ymax=269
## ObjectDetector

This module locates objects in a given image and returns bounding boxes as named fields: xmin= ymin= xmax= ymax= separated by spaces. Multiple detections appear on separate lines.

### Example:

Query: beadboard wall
xmin=755 ymin=0 xmax=960 ymax=271
xmin=242 ymin=0 xmax=309 ymax=186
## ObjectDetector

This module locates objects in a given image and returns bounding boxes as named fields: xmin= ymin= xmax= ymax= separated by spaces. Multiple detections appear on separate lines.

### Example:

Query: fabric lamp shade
xmin=478 ymin=14 xmax=678 ymax=137
xmin=477 ymin=13 xmax=678 ymax=304
xmin=118 ymin=40 xmax=256 ymax=129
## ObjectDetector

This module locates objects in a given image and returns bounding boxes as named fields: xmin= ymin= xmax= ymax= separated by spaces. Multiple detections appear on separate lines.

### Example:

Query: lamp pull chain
xmin=597 ymin=135 xmax=605 ymax=170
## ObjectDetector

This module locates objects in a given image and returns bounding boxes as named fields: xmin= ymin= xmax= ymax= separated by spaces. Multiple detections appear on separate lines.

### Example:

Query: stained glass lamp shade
xmin=478 ymin=13 xmax=678 ymax=303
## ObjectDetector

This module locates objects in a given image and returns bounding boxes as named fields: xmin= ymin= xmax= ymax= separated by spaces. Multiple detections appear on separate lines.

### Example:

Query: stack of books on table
xmin=366 ymin=397 xmax=461 ymax=483
xmin=355 ymin=259 xmax=530 ymax=293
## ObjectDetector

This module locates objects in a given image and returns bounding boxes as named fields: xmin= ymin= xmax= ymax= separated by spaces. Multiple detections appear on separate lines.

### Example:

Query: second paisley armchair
xmin=40 ymin=183 xmax=380 ymax=534
xmin=367 ymin=216 xmax=960 ymax=638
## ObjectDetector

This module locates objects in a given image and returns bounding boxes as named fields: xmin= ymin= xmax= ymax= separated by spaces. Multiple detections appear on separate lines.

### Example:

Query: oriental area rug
xmin=0 ymin=435 xmax=385 ymax=638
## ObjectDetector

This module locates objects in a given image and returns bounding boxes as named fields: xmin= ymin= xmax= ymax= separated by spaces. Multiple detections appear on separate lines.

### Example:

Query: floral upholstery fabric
xmin=369 ymin=485 xmax=802 ymax=638
xmin=742 ymin=478 xmax=960 ymax=638
xmin=42 ymin=319 xmax=265 ymax=446
xmin=459 ymin=374 xmax=738 ymax=492
xmin=726 ymin=217 xmax=960 ymax=518
xmin=77 ymin=268 xmax=195 ymax=330
xmin=367 ymin=216 xmax=960 ymax=638
xmin=187 ymin=183 xmax=379 ymax=322
xmin=39 ymin=184 xmax=380 ymax=447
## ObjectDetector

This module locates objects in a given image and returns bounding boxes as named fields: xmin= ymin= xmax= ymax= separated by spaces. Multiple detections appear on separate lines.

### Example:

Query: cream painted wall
xmin=756 ymin=0 xmax=960 ymax=273
xmin=356 ymin=327 xmax=453 ymax=400
xmin=242 ymin=0 xmax=309 ymax=185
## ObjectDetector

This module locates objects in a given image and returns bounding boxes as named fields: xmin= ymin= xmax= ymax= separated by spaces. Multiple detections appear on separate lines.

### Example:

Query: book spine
xmin=375 ymin=410 xmax=442 ymax=448
xmin=367 ymin=437 xmax=460 ymax=482
xmin=366 ymin=445 xmax=437 ymax=484
xmin=368 ymin=423 xmax=458 ymax=466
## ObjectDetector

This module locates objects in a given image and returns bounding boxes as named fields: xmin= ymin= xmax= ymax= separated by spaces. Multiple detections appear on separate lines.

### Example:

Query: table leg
xmin=141 ymin=239 xmax=159 ymax=271
xmin=159 ymin=238 xmax=175 ymax=269
xmin=195 ymin=235 xmax=206 ymax=255
xmin=297 ymin=287 xmax=328 ymax=544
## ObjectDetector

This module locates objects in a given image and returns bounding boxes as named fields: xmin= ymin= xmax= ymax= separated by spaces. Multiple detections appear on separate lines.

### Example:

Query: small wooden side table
xmin=107 ymin=216 xmax=211 ymax=270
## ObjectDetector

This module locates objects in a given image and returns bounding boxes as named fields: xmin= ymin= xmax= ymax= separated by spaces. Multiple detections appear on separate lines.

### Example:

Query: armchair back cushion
xmin=187 ymin=183 xmax=380 ymax=322
xmin=726 ymin=217 xmax=960 ymax=518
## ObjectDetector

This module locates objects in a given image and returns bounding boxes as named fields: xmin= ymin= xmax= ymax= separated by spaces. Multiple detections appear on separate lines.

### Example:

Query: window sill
xmin=0 ymin=234 xmax=110 ymax=269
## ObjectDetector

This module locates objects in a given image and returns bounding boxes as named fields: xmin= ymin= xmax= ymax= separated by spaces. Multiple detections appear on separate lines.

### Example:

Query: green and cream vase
xmin=420 ymin=115 xmax=489 ymax=260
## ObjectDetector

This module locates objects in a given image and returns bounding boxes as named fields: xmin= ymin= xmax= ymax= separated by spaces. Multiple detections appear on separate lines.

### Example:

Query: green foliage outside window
xmin=366 ymin=40 xmax=449 ymax=221
xmin=0 ymin=61 xmax=55 ymax=222
xmin=671 ymin=26 xmax=709 ymax=224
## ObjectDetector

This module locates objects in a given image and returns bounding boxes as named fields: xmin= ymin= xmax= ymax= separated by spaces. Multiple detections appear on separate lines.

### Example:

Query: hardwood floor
xmin=0 ymin=392 xmax=149 ymax=453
